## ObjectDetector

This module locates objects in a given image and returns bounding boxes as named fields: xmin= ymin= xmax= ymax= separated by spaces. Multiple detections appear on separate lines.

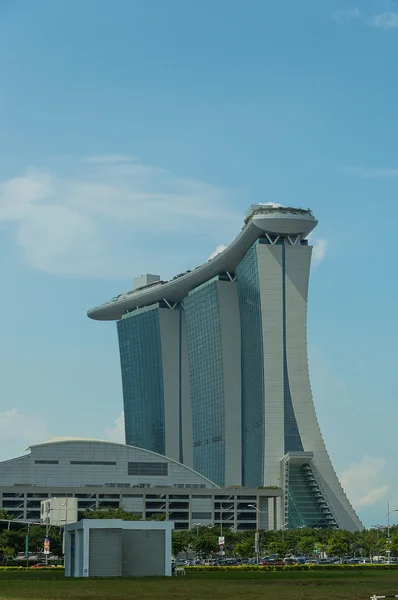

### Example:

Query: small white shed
xmin=64 ymin=519 xmax=174 ymax=577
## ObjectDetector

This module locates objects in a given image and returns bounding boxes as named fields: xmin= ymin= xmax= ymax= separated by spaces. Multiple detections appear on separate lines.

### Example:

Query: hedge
xmin=0 ymin=567 xmax=64 ymax=571
xmin=185 ymin=564 xmax=398 ymax=572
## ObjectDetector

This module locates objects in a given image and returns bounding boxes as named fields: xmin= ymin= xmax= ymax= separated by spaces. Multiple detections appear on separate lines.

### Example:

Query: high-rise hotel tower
xmin=88 ymin=205 xmax=362 ymax=531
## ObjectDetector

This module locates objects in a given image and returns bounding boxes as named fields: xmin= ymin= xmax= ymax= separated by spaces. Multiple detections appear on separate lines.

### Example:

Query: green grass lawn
xmin=1 ymin=570 xmax=398 ymax=600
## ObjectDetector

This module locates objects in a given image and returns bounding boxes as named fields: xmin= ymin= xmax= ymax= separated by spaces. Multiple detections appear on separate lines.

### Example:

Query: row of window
xmin=34 ymin=460 xmax=171 ymax=472
xmin=127 ymin=462 xmax=168 ymax=476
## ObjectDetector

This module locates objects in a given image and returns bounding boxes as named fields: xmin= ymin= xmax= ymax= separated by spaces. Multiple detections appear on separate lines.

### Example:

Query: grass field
xmin=0 ymin=569 xmax=398 ymax=600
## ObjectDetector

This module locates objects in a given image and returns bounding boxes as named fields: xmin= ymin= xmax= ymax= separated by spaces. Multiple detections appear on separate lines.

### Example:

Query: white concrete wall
xmin=256 ymin=245 xmax=285 ymax=487
xmin=181 ymin=312 xmax=193 ymax=468
xmin=159 ymin=309 xmax=181 ymax=463
xmin=284 ymin=245 xmax=362 ymax=531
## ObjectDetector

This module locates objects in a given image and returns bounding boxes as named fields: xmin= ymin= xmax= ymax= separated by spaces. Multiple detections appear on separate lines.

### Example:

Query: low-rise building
xmin=0 ymin=439 xmax=282 ymax=531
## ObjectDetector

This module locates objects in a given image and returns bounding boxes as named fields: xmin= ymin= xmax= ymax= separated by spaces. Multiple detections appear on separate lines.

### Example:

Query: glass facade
xmin=287 ymin=464 xmax=331 ymax=528
xmin=117 ymin=307 xmax=165 ymax=454
xmin=282 ymin=245 xmax=304 ymax=453
xmin=184 ymin=281 xmax=225 ymax=486
xmin=236 ymin=245 xmax=265 ymax=487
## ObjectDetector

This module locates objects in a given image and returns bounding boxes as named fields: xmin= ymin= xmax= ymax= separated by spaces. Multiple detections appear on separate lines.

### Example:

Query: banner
xmin=43 ymin=537 xmax=50 ymax=555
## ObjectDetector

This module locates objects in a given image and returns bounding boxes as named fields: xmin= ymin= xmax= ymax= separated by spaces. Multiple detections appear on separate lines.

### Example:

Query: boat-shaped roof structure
xmin=87 ymin=206 xmax=317 ymax=321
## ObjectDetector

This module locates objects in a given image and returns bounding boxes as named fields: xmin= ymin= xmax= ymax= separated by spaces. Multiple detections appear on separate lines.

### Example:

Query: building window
xmin=35 ymin=460 xmax=59 ymax=464
xmin=128 ymin=462 xmax=168 ymax=476
xmin=70 ymin=461 xmax=117 ymax=466
xmin=192 ymin=512 xmax=212 ymax=520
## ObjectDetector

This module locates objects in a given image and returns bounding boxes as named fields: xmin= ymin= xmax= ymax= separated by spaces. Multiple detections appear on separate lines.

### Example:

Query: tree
xmin=0 ymin=509 xmax=13 ymax=521
xmin=147 ymin=513 xmax=166 ymax=521
xmin=192 ymin=532 xmax=219 ymax=557
xmin=172 ymin=531 xmax=192 ymax=557
xmin=0 ymin=545 xmax=15 ymax=566
xmin=296 ymin=536 xmax=316 ymax=556
xmin=234 ymin=539 xmax=254 ymax=558
xmin=327 ymin=535 xmax=349 ymax=561
xmin=83 ymin=508 xmax=142 ymax=520
xmin=26 ymin=525 xmax=62 ymax=556
xmin=267 ymin=540 xmax=289 ymax=557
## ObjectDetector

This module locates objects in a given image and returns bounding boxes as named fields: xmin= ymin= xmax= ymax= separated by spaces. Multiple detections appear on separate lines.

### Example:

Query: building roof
xmin=87 ymin=206 xmax=317 ymax=321
xmin=1 ymin=438 xmax=219 ymax=489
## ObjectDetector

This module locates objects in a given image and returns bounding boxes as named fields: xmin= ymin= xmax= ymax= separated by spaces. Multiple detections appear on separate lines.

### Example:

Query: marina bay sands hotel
xmin=88 ymin=205 xmax=361 ymax=531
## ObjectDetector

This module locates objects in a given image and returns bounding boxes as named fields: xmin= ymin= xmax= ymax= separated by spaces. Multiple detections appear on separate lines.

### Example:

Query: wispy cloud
xmin=332 ymin=8 xmax=361 ymax=24
xmin=332 ymin=8 xmax=398 ymax=29
xmin=82 ymin=154 xmax=137 ymax=164
xmin=0 ymin=158 xmax=240 ymax=277
xmin=106 ymin=411 xmax=125 ymax=444
xmin=367 ymin=11 xmax=398 ymax=29
xmin=0 ymin=408 xmax=49 ymax=460
xmin=312 ymin=239 xmax=328 ymax=264
xmin=345 ymin=166 xmax=398 ymax=178
xmin=339 ymin=456 xmax=389 ymax=507
xmin=207 ymin=244 xmax=227 ymax=261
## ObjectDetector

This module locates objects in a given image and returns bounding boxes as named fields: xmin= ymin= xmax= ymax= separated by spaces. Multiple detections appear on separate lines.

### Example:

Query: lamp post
xmin=220 ymin=507 xmax=227 ymax=539
xmin=194 ymin=522 xmax=201 ymax=537
xmin=248 ymin=504 xmax=261 ymax=565
xmin=386 ymin=502 xmax=398 ymax=564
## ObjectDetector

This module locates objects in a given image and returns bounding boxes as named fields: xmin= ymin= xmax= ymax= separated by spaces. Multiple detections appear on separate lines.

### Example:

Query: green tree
xmin=26 ymin=525 xmax=62 ymax=556
xmin=147 ymin=513 xmax=166 ymax=521
xmin=0 ymin=509 xmax=13 ymax=521
xmin=296 ymin=536 xmax=316 ymax=556
xmin=234 ymin=539 xmax=254 ymax=557
xmin=83 ymin=507 xmax=142 ymax=520
xmin=327 ymin=535 xmax=349 ymax=561
xmin=267 ymin=540 xmax=289 ymax=557
xmin=192 ymin=532 xmax=219 ymax=558
xmin=172 ymin=531 xmax=192 ymax=557
xmin=0 ymin=545 xmax=15 ymax=565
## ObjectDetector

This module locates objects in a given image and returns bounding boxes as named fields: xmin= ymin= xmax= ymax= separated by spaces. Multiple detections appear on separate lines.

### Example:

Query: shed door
xmin=89 ymin=528 xmax=122 ymax=577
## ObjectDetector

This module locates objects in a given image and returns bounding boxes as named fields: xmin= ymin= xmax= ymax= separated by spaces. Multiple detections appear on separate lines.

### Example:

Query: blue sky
xmin=0 ymin=0 xmax=397 ymax=528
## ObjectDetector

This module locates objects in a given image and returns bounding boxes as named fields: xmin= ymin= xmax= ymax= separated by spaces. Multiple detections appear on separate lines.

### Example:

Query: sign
xmin=25 ymin=535 xmax=29 ymax=558
xmin=219 ymin=550 xmax=225 ymax=556
xmin=218 ymin=536 xmax=225 ymax=546
xmin=43 ymin=537 xmax=50 ymax=555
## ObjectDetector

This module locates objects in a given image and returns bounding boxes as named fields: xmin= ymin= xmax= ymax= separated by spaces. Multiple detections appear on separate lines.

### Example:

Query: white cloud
xmin=208 ymin=244 xmax=227 ymax=260
xmin=82 ymin=154 xmax=137 ymax=164
xmin=339 ymin=456 xmax=390 ymax=507
xmin=312 ymin=238 xmax=328 ymax=264
xmin=0 ymin=158 xmax=241 ymax=277
xmin=105 ymin=411 xmax=125 ymax=444
xmin=332 ymin=8 xmax=361 ymax=24
xmin=0 ymin=408 xmax=49 ymax=460
xmin=367 ymin=12 xmax=398 ymax=28
xmin=346 ymin=166 xmax=398 ymax=178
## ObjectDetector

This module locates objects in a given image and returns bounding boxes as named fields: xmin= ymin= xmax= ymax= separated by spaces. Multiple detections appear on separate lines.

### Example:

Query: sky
xmin=0 ymin=0 xmax=397 ymax=528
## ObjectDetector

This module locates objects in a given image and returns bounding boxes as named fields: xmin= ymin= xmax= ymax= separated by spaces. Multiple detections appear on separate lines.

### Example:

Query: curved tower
xmin=88 ymin=205 xmax=362 ymax=531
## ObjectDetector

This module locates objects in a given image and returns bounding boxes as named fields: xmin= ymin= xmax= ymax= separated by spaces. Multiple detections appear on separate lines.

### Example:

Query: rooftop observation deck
xmin=87 ymin=206 xmax=317 ymax=321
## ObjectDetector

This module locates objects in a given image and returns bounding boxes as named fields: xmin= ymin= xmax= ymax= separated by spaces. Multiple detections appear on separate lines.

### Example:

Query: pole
xmin=248 ymin=504 xmax=260 ymax=565
xmin=25 ymin=523 xmax=30 ymax=568
xmin=45 ymin=520 xmax=49 ymax=565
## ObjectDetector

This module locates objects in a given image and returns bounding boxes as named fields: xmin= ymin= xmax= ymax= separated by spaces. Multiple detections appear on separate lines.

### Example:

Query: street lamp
xmin=386 ymin=502 xmax=398 ymax=564
xmin=220 ymin=507 xmax=228 ymax=539
xmin=194 ymin=522 xmax=201 ymax=537
xmin=248 ymin=504 xmax=261 ymax=565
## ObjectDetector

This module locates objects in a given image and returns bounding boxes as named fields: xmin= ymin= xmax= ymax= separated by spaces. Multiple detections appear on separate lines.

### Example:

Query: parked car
xmin=31 ymin=563 xmax=56 ymax=568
